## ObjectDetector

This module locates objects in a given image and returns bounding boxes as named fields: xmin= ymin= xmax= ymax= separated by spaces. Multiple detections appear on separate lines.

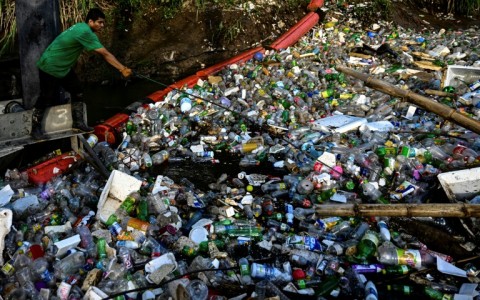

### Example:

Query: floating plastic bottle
xmin=151 ymin=150 xmax=169 ymax=165
xmin=377 ymin=242 xmax=436 ymax=269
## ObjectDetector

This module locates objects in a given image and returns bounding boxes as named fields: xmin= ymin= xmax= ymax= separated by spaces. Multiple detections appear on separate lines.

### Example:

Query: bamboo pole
xmin=336 ymin=65 xmax=480 ymax=134
xmin=315 ymin=203 xmax=480 ymax=218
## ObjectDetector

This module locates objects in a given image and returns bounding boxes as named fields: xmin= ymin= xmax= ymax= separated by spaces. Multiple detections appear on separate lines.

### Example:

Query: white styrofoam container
xmin=145 ymin=252 xmax=178 ymax=274
xmin=54 ymin=234 xmax=80 ymax=257
xmin=312 ymin=115 xmax=368 ymax=133
xmin=443 ymin=65 xmax=480 ymax=88
xmin=437 ymin=167 xmax=480 ymax=202
xmin=97 ymin=170 xmax=143 ymax=224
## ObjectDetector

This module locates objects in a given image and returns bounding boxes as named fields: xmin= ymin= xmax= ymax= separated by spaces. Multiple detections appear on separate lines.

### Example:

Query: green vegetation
xmin=451 ymin=0 xmax=480 ymax=15
xmin=0 ymin=0 xmax=16 ymax=57
xmin=350 ymin=0 xmax=393 ymax=21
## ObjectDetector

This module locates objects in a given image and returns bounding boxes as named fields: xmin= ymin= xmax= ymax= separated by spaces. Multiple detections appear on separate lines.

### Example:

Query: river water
xmin=83 ymin=79 xmax=161 ymax=123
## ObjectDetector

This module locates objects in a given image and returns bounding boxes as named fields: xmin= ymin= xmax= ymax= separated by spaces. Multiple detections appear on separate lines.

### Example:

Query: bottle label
xmin=469 ymin=79 xmax=480 ymax=91
xmin=303 ymin=236 xmax=321 ymax=251
xmin=1 ymin=262 xmax=14 ymax=276
xmin=40 ymin=269 xmax=53 ymax=282
xmin=396 ymin=249 xmax=421 ymax=269
xmin=253 ymin=264 xmax=267 ymax=278
xmin=109 ymin=222 xmax=123 ymax=236
xmin=329 ymin=243 xmax=343 ymax=255
xmin=240 ymin=264 xmax=249 ymax=276
xmin=127 ymin=218 xmax=150 ymax=233
xmin=398 ymin=265 xmax=410 ymax=274
xmin=288 ymin=235 xmax=322 ymax=251
xmin=297 ymin=279 xmax=306 ymax=289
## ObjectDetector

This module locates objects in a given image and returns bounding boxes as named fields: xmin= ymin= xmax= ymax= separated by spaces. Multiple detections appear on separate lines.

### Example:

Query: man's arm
xmin=94 ymin=47 xmax=127 ymax=72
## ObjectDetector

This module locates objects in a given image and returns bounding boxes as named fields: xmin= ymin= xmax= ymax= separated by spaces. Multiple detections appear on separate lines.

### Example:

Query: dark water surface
xmin=83 ymin=79 xmax=162 ymax=124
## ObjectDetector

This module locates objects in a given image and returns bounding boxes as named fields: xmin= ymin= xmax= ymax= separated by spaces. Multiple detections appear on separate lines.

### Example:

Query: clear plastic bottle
xmin=30 ymin=257 xmax=55 ymax=285
xmin=362 ymin=182 xmax=383 ymax=201
xmin=142 ymin=152 xmax=153 ymax=168
xmin=151 ymin=150 xmax=169 ymax=165
xmin=293 ymin=207 xmax=315 ymax=220
xmin=118 ymin=246 xmax=134 ymax=270
xmin=251 ymin=263 xmax=291 ymax=282
xmin=15 ymin=267 xmax=39 ymax=297
xmin=377 ymin=242 xmax=436 ymax=269
xmin=377 ymin=219 xmax=391 ymax=241
xmin=238 ymin=257 xmax=253 ymax=285
xmin=76 ymin=225 xmax=97 ymax=258
xmin=53 ymin=251 xmax=85 ymax=279
xmin=365 ymin=281 xmax=378 ymax=300
xmin=261 ymin=182 xmax=287 ymax=193
xmin=289 ymin=249 xmax=321 ymax=265
xmin=185 ymin=279 xmax=209 ymax=300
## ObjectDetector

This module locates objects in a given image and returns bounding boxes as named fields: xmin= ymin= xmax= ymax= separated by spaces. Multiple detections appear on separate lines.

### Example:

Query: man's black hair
xmin=85 ymin=8 xmax=105 ymax=23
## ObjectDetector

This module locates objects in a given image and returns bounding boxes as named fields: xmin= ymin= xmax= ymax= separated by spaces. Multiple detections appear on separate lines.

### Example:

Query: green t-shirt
xmin=37 ymin=22 xmax=104 ymax=78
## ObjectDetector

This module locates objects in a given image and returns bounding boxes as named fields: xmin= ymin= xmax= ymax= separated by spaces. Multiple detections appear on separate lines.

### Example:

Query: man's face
xmin=88 ymin=18 xmax=105 ymax=33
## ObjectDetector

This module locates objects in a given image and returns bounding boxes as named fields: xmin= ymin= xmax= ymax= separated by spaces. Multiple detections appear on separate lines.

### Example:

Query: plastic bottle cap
xmin=189 ymin=227 xmax=209 ymax=244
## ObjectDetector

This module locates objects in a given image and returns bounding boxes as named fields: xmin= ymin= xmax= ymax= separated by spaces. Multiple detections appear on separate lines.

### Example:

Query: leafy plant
xmin=0 ymin=0 xmax=15 ymax=56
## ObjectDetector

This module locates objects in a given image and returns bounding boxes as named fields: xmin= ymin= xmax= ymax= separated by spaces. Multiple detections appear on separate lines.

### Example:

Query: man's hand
xmin=121 ymin=67 xmax=133 ymax=78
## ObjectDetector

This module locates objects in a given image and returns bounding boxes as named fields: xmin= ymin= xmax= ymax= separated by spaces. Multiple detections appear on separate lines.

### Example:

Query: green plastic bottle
xmin=387 ymin=284 xmax=413 ymax=296
xmin=382 ymin=264 xmax=411 ymax=275
xmin=227 ymin=227 xmax=263 ymax=238
xmin=315 ymin=276 xmax=340 ymax=297
xmin=354 ymin=230 xmax=380 ymax=263
xmin=120 ymin=195 xmax=137 ymax=214
xmin=96 ymin=238 xmax=107 ymax=259
xmin=424 ymin=286 xmax=453 ymax=300
xmin=136 ymin=199 xmax=149 ymax=221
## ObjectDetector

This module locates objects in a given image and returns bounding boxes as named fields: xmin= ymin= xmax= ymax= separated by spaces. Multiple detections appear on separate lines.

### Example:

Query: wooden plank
xmin=315 ymin=203 xmax=480 ymax=218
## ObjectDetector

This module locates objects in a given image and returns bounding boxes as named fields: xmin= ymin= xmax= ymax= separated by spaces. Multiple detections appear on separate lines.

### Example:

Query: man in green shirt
xmin=34 ymin=8 xmax=132 ymax=139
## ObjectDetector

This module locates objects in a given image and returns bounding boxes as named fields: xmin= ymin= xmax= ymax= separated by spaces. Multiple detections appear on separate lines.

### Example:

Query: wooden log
xmin=336 ymin=65 xmax=480 ymax=134
xmin=425 ymin=89 xmax=455 ymax=97
xmin=414 ymin=61 xmax=443 ymax=71
xmin=315 ymin=203 xmax=480 ymax=218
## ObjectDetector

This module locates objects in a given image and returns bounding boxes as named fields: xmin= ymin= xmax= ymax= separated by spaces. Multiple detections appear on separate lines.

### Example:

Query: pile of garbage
xmin=2 ymin=2 xmax=480 ymax=300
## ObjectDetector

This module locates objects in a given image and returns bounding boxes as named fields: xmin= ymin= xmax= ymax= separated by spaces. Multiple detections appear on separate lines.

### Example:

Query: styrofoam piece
xmin=312 ymin=115 xmax=368 ymax=133
xmin=438 ymin=167 xmax=480 ymax=202
xmin=11 ymin=195 xmax=39 ymax=214
xmin=444 ymin=65 xmax=480 ymax=88
xmin=0 ymin=208 xmax=13 ymax=265
xmin=45 ymin=222 xmax=72 ymax=234
xmin=359 ymin=121 xmax=394 ymax=132
xmin=82 ymin=287 xmax=109 ymax=300
xmin=145 ymin=252 xmax=177 ymax=274
xmin=54 ymin=234 xmax=81 ymax=257
xmin=97 ymin=170 xmax=143 ymax=224
xmin=0 ymin=184 xmax=14 ymax=207
xmin=316 ymin=151 xmax=336 ymax=168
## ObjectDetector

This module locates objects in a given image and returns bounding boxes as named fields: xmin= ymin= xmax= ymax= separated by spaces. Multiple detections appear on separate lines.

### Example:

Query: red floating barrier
xmin=169 ymin=74 xmax=201 ymax=89
xmin=27 ymin=152 xmax=81 ymax=185
xmin=146 ymin=87 xmax=174 ymax=103
xmin=307 ymin=0 xmax=324 ymax=12
xmin=94 ymin=112 xmax=129 ymax=145
xmin=269 ymin=12 xmax=320 ymax=50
